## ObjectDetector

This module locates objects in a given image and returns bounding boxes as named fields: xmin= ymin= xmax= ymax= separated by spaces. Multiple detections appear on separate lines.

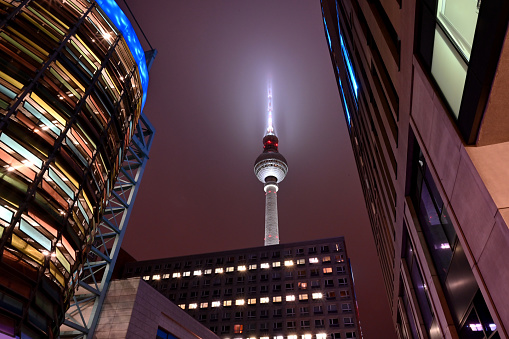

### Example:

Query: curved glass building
xmin=0 ymin=0 xmax=149 ymax=337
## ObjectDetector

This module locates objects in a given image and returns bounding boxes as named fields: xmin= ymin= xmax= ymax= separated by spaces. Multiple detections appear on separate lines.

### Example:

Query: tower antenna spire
xmin=254 ymin=82 xmax=288 ymax=246
xmin=267 ymin=82 xmax=274 ymax=134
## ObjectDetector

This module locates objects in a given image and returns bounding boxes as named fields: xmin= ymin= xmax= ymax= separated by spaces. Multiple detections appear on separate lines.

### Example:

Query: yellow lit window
xmin=272 ymin=261 xmax=281 ymax=267
xmin=226 ymin=266 xmax=234 ymax=272
xmin=200 ymin=302 xmax=208 ymax=308
xmin=178 ymin=304 xmax=185 ymax=309
xmin=260 ymin=297 xmax=269 ymax=304
xmin=323 ymin=267 xmax=332 ymax=274
xmin=142 ymin=276 xmax=150 ymax=281
xmin=261 ymin=263 xmax=270 ymax=269
xmin=204 ymin=269 xmax=212 ymax=275
xmin=188 ymin=303 xmax=197 ymax=309
xmin=172 ymin=272 xmax=181 ymax=278
xmin=286 ymin=295 xmax=295 ymax=301
xmin=273 ymin=296 xmax=282 ymax=303
xmin=249 ymin=264 xmax=257 ymax=270
xmin=212 ymin=301 xmax=221 ymax=307
xmin=183 ymin=271 xmax=190 ymax=277
xmin=152 ymin=275 xmax=160 ymax=280
xmin=235 ymin=299 xmax=245 ymax=306
xmin=193 ymin=270 xmax=202 ymax=276
xmin=299 ymin=294 xmax=308 ymax=301
xmin=237 ymin=265 xmax=246 ymax=271
xmin=312 ymin=292 xmax=323 ymax=299
xmin=223 ymin=300 xmax=232 ymax=306
xmin=162 ymin=274 xmax=170 ymax=279
xmin=284 ymin=260 xmax=294 ymax=266
xmin=215 ymin=268 xmax=223 ymax=274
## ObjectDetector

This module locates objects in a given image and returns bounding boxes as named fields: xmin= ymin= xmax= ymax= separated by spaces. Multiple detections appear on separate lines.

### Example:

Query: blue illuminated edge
xmin=96 ymin=0 xmax=148 ymax=112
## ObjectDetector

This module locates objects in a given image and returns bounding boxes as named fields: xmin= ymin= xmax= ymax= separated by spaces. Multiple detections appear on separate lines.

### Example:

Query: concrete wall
xmin=94 ymin=278 xmax=219 ymax=338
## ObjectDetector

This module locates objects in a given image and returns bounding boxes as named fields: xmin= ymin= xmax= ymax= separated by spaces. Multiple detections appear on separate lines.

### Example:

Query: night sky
xmin=120 ymin=1 xmax=396 ymax=338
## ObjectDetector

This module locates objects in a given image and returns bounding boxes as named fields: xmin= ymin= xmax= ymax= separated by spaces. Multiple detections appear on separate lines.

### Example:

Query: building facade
xmin=321 ymin=0 xmax=509 ymax=338
xmin=0 ymin=0 xmax=149 ymax=337
xmin=94 ymin=278 xmax=219 ymax=339
xmin=122 ymin=237 xmax=361 ymax=339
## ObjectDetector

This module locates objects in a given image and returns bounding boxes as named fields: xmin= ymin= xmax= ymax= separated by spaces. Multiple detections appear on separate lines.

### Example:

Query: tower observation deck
xmin=254 ymin=85 xmax=288 ymax=246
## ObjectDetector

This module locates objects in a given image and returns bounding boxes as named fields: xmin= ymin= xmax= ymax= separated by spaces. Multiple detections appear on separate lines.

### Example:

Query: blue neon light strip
xmin=337 ymin=68 xmax=351 ymax=127
xmin=339 ymin=34 xmax=358 ymax=99
xmin=323 ymin=17 xmax=332 ymax=49
xmin=95 ymin=0 xmax=149 ymax=111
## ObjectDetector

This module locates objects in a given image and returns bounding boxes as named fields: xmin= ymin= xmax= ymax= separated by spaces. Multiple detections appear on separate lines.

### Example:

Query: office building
xmin=121 ymin=237 xmax=361 ymax=339
xmin=321 ymin=0 xmax=509 ymax=338
xmin=0 ymin=0 xmax=150 ymax=337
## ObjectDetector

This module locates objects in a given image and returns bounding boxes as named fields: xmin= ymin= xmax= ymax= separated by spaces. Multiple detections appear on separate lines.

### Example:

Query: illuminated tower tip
xmin=254 ymin=84 xmax=288 ymax=246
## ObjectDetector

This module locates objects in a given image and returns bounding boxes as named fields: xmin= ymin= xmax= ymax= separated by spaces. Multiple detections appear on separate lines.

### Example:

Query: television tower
xmin=254 ymin=84 xmax=288 ymax=246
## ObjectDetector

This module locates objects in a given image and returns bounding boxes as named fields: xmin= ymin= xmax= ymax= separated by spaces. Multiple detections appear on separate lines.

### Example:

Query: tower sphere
xmin=254 ymin=133 xmax=288 ymax=183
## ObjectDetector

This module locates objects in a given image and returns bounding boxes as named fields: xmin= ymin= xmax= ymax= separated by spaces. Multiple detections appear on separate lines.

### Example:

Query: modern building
xmin=0 ymin=0 xmax=151 ymax=337
xmin=93 ymin=278 xmax=219 ymax=339
xmin=321 ymin=0 xmax=509 ymax=338
xmin=254 ymin=84 xmax=288 ymax=246
xmin=121 ymin=237 xmax=361 ymax=339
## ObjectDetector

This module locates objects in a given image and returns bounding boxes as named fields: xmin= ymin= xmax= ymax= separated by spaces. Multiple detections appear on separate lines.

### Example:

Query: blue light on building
xmin=96 ymin=0 xmax=149 ymax=111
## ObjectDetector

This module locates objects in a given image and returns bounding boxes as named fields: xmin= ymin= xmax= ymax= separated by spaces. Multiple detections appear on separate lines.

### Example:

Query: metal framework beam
xmin=60 ymin=112 xmax=155 ymax=338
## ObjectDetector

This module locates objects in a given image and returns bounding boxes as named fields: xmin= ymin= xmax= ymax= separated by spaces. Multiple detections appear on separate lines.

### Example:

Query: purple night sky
xmin=120 ymin=1 xmax=396 ymax=338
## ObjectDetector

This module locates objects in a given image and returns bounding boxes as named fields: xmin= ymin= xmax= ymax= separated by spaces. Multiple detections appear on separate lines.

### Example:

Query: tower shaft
xmin=264 ymin=183 xmax=279 ymax=246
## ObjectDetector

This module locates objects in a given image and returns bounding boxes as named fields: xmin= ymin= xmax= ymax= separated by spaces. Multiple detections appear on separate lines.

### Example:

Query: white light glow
xmin=261 ymin=263 xmax=269 ymax=269
xmin=211 ymin=301 xmax=220 ymax=307
xmin=188 ymin=303 xmax=197 ymax=309
xmin=152 ymin=275 xmax=160 ymax=280
xmin=193 ymin=270 xmax=202 ymax=276
xmin=237 ymin=265 xmax=246 ymax=271
xmin=284 ymin=260 xmax=294 ymax=266
xmin=312 ymin=293 xmax=323 ymax=299
xmin=172 ymin=272 xmax=181 ymax=278
xmin=286 ymin=295 xmax=295 ymax=301
xmin=260 ymin=297 xmax=269 ymax=304
xmin=469 ymin=323 xmax=482 ymax=331
xmin=235 ymin=299 xmax=245 ymax=306
xmin=215 ymin=268 xmax=223 ymax=274
xmin=309 ymin=257 xmax=319 ymax=263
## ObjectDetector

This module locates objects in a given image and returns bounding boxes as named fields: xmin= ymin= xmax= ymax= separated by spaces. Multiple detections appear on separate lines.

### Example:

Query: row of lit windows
xmin=144 ymin=262 xmax=345 ymax=281
xmin=134 ymin=254 xmax=346 ymax=274
xmin=218 ymin=332 xmax=357 ymax=339
xmin=197 ymin=303 xmax=353 ymax=316
xmin=176 ymin=291 xmax=351 ymax=309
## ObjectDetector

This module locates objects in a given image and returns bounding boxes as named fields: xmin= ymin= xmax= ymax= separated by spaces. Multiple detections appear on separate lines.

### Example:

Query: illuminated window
xmin=183 ymin=271 xmax=190 ymax=277
xmin=273 ymin=296 xmax=282 ymax=303
xmin=301 ymin=332 xmax=311 ymax=338
xmin=235 ymin=299 xmax=245 ymax=306
xmin=335 ymin=254 xmax=345 ymax=263
xmin=309 ymin=257 xmax=319 ymax=263
xmin=272 ymin=261 xmax=281 ymax=267
xmin=317 ymin=334 xmax=327 ymax=339
xmin=172 ymin=272 xmax=181 ymax=278
xmin=178 ymin=304 xmax=185 ymax=309
xmin=286 ymin=295 xmax=295 ymax=302
xmin=234 ymin=324 xmax=243 ymax=334
xmin=323 ymin=267 xmax=333 ymax=274
xmin=284 ymin=260 xmax=294 ymax=266
xmin=223 ymin=300 xmax=232 ymax=307
xmin=312 ymin=293 xmax=323 ymax=299
xmin=200 ymin=302 xmax=208 ymax=308
xmin=260 ymin=297 xmax=269 ymax=304
xmin=142 ymin=276 xmax=150 ymax=281
xmin=152 ymin=274 xmax=160 ymax=280
xmin=261 ymin=263 xmax=269 ymax=269
xmin=248 ymin=298 xmax=256 ymax=305
xmin=204 ymin=269 xmax=212 ymax=275
xmin=296 ymin=259 xmax=305 ymax=265
xmin=322 ymin=256 xmax=331 ymax=263
xmin=211 ymin=301 xmax=221 ymax=307
xmin=248 ymin=264 xmax=257 ymax=270
xmin=298 ymin=294 xmax=308 ymax=301
xmin=188 ymin=303 xmax=197 ymax=309
xmin=298 ymin=282 xmax=307 ymax=289
xmin=226 ymin=266 xmax=234 ymax=272
xmin=237 ymin=265 xmax=246 ymax=271
xmin=274 ymin=336 xmax=283 ymax=339
xmin=162 ymin=274 xmax=170 ymax=279
xmin=193 ymin=270 xmax=202 ymax=276
xmin=288 ymin=336 xmax=298 ymax=339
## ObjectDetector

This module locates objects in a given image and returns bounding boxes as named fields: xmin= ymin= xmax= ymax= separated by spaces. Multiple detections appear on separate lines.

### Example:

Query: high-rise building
xmin=254 ymin=84 xmax=288 ymax=246
xmin=321 ymin=0 xmax=509 ymax=338
xmin=121 ymin=237 xmax=361 ymax=339
xmin=0 ymin=0 xmax=151 ymax=337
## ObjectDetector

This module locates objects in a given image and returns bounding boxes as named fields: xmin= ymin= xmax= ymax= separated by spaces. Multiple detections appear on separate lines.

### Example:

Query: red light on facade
xmin=268 ymin=235 xmax=272 ymax=237
xmin=267 ymin=140 xmax=272 ymax=144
